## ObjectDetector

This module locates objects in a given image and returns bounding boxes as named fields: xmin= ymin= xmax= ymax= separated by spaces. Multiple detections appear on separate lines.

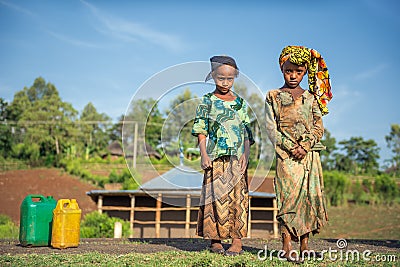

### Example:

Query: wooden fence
xmin=93 ymin=192 xmax=279 ymax=239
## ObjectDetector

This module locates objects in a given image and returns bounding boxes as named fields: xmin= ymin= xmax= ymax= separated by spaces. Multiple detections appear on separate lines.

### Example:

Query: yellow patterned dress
xmin=265 ymin=89 xmax=328 ymax=240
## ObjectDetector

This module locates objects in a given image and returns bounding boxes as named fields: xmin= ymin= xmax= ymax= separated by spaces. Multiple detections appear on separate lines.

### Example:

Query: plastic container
xmin=19 ymin=194 xmax=57 ymax=247
xmin=51 ymin=199 xmax=82 ymax=249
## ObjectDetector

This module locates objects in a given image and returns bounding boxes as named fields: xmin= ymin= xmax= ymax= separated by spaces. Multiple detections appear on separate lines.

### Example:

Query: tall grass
xmin=324 ymin=171 xmax=400 ymax=206
xmin=0 ymin=214 xmax=18 ymax=239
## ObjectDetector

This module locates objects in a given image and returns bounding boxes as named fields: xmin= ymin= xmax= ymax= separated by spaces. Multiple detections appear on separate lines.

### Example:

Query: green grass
xmin=0 ymin=215 xmax=18 ymax=239
xmin=319 ymin=204 xmax=400 ymax=240
xmin=1 ymin=250 xmax=399 ymax=267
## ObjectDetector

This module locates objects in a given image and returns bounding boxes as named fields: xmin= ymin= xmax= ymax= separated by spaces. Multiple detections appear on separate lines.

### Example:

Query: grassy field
xmin=1 ymin=250 xmax=399 ymax=266
xmin=319 ymin=204 xmax=400 ymax=240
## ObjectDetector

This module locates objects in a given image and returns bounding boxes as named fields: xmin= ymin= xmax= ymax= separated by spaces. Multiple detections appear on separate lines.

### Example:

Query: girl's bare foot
xmin=209 ymin=239 xmax=224 ymax=254
xmin=225 ymin=238 xmax=243 ymax=256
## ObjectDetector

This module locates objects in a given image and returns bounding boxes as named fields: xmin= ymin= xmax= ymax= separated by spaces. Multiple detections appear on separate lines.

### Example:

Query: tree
xmin=108 ymin=114 xmax=124 ymax=142
xmin=163 ymin=88 xmax=199 ymax=151
xmin=0 ymin=98 xmax=13 ymax=158
xmin=337 ymin=137 xmax=380 ymax=175
xmin=124 ymin=98 xmax=164 ymax=150
xmin=385 ymin=124 xmax=400 ymax=174
xmin=320 ymin=129 xmax=337 ymax=170
xmin=8 ymin=77 xmax=78 ymax=164
xmin=145 ymin=104 xmax=164 ymax=149
xmin=80 ymin=102 xmax=111 ymax=159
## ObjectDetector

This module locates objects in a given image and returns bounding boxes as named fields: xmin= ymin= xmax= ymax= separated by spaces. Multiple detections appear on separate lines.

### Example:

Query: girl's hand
xmin=201 ymin=154 xmax=212 ymax=170
xmin=292 ymin=144 xmax=307 ymax=160
xmin=239 ymin=154 xmax=248 ymax=174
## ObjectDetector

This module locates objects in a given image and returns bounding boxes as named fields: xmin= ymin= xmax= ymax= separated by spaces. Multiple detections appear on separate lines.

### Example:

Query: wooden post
xmin=97 ymin=195 xmax=103 ymax=214
xmin=185 ymin=194 xmax=191 ymax=238
xmin=114 ymin=222 xmax=122 ymax=238
xmin=133 ymin=122 xmax=138 ymax=169
xmin=155 ymin=193 xmax=162 ymax=238
xmin=130 ymin=195 xmax=135 ymax=238
xmin=247 ymin=196 xmax=252 ymax=238
xmin=273 ymin=198 xmax=279 ymax=238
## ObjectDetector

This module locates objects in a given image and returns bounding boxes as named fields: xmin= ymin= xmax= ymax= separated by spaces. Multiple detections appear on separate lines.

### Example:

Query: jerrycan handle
xmin=29 ymin=194 xmax=46 ymax=202
xmin=56 ymin=199 xmax=71 ymax=210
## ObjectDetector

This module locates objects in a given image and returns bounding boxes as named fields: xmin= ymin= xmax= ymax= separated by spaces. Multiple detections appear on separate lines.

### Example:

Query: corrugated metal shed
xmin=87 ymin=166 xmax=275 ymax=198
xmin=140 ymin=165 xmax=202 ymax=191
xmin=85 ymin=166 xmax=278 ymax=238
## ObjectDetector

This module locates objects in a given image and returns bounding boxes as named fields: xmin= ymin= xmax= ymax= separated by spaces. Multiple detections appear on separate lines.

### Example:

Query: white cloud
xmin=354 ymin=64 xmax=386 ymax=81
xmin=0 ymin=0 xmax=36 ymax=17
xmin=47 ymin=31 xmax=105 ymax=49
xmin=80 ymin=0 xmax=185 ymax=52
xmin=323 ymin=84 xmax=362 ymax=127
xmin=330 ymin=84 xmax=361 ymax=101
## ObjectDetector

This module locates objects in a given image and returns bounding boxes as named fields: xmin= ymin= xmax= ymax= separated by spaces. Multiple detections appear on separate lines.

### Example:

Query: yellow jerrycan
xmin=51 ymin=199 xmax=81 ymax=249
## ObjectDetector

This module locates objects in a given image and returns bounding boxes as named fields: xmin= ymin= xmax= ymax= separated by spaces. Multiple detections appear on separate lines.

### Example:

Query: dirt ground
xmin=0 ymin=169 xmax=100 ymax=224
xmin=0 ymin=238 xmax=399 ymax=255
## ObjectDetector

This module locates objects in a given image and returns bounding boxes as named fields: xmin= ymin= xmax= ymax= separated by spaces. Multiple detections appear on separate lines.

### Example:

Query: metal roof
xmin=140 ymin=165 xmax=203 ymax=191
xmin=86 ymin=165 xmax=276 ymax=199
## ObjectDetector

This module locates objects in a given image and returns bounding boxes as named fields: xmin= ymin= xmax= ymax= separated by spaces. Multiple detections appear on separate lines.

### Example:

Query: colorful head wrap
xmin=279 ymin=45 xmax=332 ymax=115
xmin=205 ymin=55 xmax=239 ymax=82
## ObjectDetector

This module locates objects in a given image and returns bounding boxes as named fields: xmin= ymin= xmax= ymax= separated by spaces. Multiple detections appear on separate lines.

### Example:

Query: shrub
xmin=362 ymin=178 xmax=379 ymax=205
xmin=80 ymin=211 xmax=131 ymax=238
xmin=324 ymin=171 xmax=350 ymax=206
xmin=12 ymin=143 xmax=40 ymax=166
xmin=0 ymin=214 xmax=19 ymax=239
xmin=108 ymin=170 xmax=121 ymax=183
xmin=108 ymin=168 xmax=140 ymax=190
xmin=351 ymin=180 xmax=368 ymax=204
xmin=374 ymin=174 xmax=399 ymax=204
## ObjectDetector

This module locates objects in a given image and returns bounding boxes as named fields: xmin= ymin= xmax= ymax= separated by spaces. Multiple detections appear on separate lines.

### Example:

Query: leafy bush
xmin=374 ymin=174 xmax=399 ymax=204
xmin=324 ymin=171 xmax=350 ymax=206
xmin=108 ymin=168 xmax=140 ymax=190
xmin=12 ymin=143 xmax=40 ymax=166
xmin=150 ymin=156 xmax=174 ymax=167
xmin=326 ymin=173 xmax=399 ymax=206
xmin=0 ymin=214 xmax=19 ymax=239
xmin=362 ymin=178 xmax=380 ymax=205
xmin=80 ymin=211 xmax=131 ymax=238
xmin=351 ymin=180 xmax=368 ymax=204
xmin=108 ymin=170 xmax=121 ymax=183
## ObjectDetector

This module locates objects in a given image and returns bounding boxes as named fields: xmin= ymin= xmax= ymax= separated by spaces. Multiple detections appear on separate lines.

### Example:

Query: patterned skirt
xmin=275 ymin=151 xmax=328 ymax=241
xmin=196 ymin=155 xmax=249 ymax=240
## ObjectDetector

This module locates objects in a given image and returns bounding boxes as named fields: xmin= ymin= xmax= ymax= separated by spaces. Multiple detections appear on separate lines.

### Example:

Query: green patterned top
xmin=192 ymin=92 xmax=254 ymax=160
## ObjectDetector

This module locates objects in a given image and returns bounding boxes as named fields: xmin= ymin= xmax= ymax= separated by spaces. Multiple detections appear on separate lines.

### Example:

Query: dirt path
xmin=0 ymin=169 xmax=100 ymax=224
xmin=0 ymin=238 xmax=399 ymax=255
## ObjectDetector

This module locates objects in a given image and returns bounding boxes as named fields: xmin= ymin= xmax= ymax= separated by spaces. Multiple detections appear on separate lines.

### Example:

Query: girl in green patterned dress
xmin=265 ymin=46 xmax=332 ymax=261
xmin=192 ymin=55 xmax=254 ymax=256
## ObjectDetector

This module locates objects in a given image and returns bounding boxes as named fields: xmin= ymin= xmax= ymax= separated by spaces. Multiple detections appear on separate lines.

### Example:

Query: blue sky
xmin=0 ymin=0 xmax=399 ymax=165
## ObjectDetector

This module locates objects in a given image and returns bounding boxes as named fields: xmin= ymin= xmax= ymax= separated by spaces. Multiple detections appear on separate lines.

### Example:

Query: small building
xmin=87 ymin=166 xmax=278 ymax=239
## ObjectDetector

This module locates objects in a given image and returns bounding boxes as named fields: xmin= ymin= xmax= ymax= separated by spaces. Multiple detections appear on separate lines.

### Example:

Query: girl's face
xmin=281 ymin=60 xmax=307 ymax=89
xmin=212 ymin=65 xmax=237 ymax=94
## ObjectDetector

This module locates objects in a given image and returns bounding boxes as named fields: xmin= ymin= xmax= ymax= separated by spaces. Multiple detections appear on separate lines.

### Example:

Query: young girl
xmin=192 ymin=55 xmax=254 ymax=256
xmin=265 ymin=46 xmax=331 ymax=261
